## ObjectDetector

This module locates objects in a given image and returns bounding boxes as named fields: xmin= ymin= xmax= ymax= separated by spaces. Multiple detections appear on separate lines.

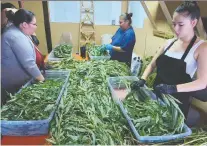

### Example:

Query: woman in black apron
xmin=131 ymin=1 xmax=207 ymax=118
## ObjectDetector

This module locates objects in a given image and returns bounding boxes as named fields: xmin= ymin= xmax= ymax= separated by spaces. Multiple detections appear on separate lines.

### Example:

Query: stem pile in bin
xmin=48 ymin=58 xmax=140 ymax=145
xmin=49 ymin=58 xmax=205 ymax=145
xmin=87 ymin=44 xmax=109 ymax=56
xmin=54 ymin=44 xmax=72 ymax=58
xmin=1 ymin=79 xmax=64 ymax=120
xmin=122 ymin=81 xmax=185 ymax=136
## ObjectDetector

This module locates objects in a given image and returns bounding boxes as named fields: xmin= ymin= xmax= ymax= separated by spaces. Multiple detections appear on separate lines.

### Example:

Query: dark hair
xmin=120 ymin=12 xmax=133 ymax=25
xmin=31 ymin=35 xmax=40 ymax=46
xmin=12 ymin=9 xmax=35 ymax=27
xmin=1 ymin=3 xmax=17 ymax=22
xmin=175 ymin=1 xmax=200 ymax=20
xmin=1 ymin=2 xmax=16 ymax=11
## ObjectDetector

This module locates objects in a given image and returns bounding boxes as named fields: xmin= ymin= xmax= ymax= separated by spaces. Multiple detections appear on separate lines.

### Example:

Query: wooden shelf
xmin=78 ymin=1 xmax=95 ymax=53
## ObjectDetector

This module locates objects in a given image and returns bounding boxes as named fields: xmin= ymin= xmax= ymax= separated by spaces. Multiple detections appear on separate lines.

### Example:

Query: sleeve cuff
xmin=26 ymin=65 xmax=42 ymax=79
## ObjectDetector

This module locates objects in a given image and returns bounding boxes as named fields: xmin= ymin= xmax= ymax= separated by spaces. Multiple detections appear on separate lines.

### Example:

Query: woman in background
xmin=105 ymin=13 xmax=136 ymax=66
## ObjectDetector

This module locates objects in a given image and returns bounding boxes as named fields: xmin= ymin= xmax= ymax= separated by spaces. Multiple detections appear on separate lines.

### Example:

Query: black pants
xmin=172 ymin=93 xmax=191 ymax=118
xmin=191 ymin=87 xmax=207 ymax=102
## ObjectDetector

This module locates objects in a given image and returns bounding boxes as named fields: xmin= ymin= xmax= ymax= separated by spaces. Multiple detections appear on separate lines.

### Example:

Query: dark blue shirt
xmin=111 ymin=26 xmax=136 ymax=65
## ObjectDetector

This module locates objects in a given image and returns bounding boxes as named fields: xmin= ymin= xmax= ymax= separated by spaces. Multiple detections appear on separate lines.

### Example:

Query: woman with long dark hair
xmin=131 ymin=1 xmax=207 ymax=118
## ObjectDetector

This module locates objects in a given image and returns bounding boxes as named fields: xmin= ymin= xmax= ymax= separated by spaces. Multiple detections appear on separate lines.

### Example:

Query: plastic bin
xmin=88 ymin=52 xmax=111 ymax=60
xmin=107 ymin=76 xmax=192 ymax=143
xmin=87 ymin=45 xmax=111 ymax=60
xmin=1 ymin=70 xmax=70 ymax=136
xmin=48 ymin=44 xmax=72 ymax=61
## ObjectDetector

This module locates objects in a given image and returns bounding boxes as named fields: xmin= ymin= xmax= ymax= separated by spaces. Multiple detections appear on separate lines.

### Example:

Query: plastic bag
xmin=101 ymin=34 xmax=113 ymax=45
xmin=58 ymin=32 xmax=73 ymax=45
xmin=131 ymin=56 xmax=142 ymax=76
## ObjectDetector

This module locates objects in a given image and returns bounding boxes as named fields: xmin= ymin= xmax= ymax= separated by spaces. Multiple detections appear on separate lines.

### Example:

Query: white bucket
xmin=101 ymin=34 xmax=113 ymax=45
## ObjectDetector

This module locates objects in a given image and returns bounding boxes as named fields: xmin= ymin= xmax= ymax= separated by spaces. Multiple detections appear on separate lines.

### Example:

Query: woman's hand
xmin=130 ymin=79 xmax=146 ymax=90
xmin=105 ymin=44 xmax=113 ymax=51
xmin=35 ymin=74 xmax=45 ymax=82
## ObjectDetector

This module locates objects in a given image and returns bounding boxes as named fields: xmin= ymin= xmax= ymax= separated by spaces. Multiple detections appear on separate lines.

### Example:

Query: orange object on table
xmin=1 ymin=135 xmax=50 ymax=145
xmin=72 ymin=54 xmax=89 ymax=61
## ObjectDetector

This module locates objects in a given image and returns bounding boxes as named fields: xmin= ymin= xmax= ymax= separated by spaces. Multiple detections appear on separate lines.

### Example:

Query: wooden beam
xmin=42 ymin=1 xmax=52 ymax=53
xmin=196 ymin=17 xmax=207 ymax=39
xmin=18 ymin=1 xmax=24 ymax=8
xmin=159 ymin=1 xmax=175 ymax=33
xmin=140 ymin=1 xmax=157 ymax=30
xmin=126 ymin=0 xmax=129 ymax=13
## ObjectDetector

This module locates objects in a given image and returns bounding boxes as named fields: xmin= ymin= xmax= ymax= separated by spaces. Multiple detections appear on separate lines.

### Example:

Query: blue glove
xmin=155 ymin=84 xmax=177 ymax=94
xmin=105 ymin=44 xmax=113 ymax=51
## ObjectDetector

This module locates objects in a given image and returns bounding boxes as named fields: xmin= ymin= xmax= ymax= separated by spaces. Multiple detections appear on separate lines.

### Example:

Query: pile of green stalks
xmin=47 ymin=58 xmax=204 ymax=145
xmin=54 ymin=44 xmax=72 ymax=58
xmin=182 ymin=126 xmax=207 ymax=145
xmin=47 ymin=59 xmax=140 ymax=145
xmin=87 ymin=44 xmax=109 ymax=56
xmin=118 ymin=80 xmax=185 ymax=136
xmin=152 ymin=126 xmax=207 ymax=145
xmin=1 ymin=79 xmax=64 ymax=120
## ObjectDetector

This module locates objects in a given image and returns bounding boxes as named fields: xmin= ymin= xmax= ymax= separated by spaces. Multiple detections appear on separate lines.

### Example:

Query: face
xmin=172 ymin=12 xmax=197 ymax=39
xmin=119 ymin=17 xmax=129 ymax=30
xmin=21 ymin=17 xmax=37 ymax=35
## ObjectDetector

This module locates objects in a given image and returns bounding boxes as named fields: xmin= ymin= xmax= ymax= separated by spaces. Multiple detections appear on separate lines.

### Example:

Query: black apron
xmin=192 ymin=87 xmax=207 ymax=102
xmin=154 ymin=35 xmax=197 ymax=118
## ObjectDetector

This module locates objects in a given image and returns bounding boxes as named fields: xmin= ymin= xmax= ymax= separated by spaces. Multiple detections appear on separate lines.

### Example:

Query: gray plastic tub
xmin=107 ymin=76 xmax=192 ymax=143
xmin=1 ymin=70 xmax=70 ymax=136
xmin=88 ymin=50 xmax=111 ymax=60
xmin=48 ymin=44 xmax=72 ymax=61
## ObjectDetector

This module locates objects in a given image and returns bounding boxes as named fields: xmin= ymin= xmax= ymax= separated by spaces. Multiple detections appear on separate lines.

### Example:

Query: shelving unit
xmin=78 ymin=1 xmax=96 ymax=54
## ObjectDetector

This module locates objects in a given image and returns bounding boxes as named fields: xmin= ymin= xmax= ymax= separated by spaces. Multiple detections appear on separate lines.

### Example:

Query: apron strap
xmin=163 ymin=39 xmax=178 ymax=54
xmin=181 ymin=35 xmax=197 ymax=61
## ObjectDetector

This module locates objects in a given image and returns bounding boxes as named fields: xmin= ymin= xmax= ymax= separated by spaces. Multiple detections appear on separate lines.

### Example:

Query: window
xmin=128 ymin=1 xmax=147 ymax=28
xmin=94 ymin=1 xmax=122 ymax=25
xmin=49 ymin=1 xmax=80 ymax=23
xmin=48 ymin=1 xmax=122 ymax=25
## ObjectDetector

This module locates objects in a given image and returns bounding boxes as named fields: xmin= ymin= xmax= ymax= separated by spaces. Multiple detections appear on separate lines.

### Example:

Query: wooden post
xmin=126 ymin=0 xmax=129 ymax=13
xmin=159 ymin=1 xmax=175 ymax=33
xmin=18 ymin=1 xmax=24 ymax=8
xmin=140 ymin=1 xmax=157 ymax=30
xmin=42 ymin=1 xmax=52 ymax=53
xmin=197 ymin=17 xmax=207 ymax=39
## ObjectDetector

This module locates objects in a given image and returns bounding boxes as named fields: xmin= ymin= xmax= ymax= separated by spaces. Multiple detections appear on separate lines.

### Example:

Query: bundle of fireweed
xmin=121 ymin=80 xmax=185 ymax=136
xmin=1 ymin=79 xmax=64 ymax=120
xmin=47 ymin=59 xmax=140 ymax=145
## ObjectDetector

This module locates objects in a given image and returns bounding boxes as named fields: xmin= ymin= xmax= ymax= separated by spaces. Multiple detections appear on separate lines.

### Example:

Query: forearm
xmin=177 ymin=79 xmax=207 ymax=92
xmin=141 ymin=64 xmax=155 ymax=80
xmin=112 ymin=46 xmax=125 ymax=52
